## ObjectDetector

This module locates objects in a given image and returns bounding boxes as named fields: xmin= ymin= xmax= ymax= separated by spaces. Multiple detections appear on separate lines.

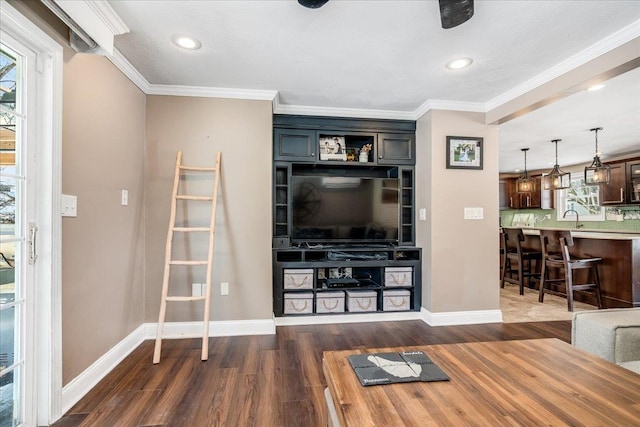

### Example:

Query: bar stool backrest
xmin=503 ymin=228 xmax=525 ymax=256
xmin=540 ymin=229 xmax=573 ymax=261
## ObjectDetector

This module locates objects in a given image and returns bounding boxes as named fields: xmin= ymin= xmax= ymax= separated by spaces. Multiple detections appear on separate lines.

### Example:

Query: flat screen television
xmin=291 ymin=172 xmax=400 ymax=244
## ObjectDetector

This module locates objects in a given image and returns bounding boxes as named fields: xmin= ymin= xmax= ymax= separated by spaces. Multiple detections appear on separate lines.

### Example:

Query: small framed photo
xmin=319 ymin=136 xmax=347 ymax=161
xmin=446 ymin=136 xmax=483 ymax=170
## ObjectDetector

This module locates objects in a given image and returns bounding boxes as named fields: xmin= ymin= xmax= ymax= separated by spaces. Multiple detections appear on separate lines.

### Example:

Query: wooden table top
xmin=322 ymin=338 xmax=640 ymax=426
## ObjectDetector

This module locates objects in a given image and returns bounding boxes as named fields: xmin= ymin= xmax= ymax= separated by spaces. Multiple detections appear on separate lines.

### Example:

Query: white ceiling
xmin=107 ymin=0 xmax=640 ymax=172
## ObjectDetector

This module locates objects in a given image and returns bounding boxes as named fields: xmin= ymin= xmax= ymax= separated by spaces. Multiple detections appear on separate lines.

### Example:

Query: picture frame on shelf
xmin=319 ymin=136 xmax=347 ymax=161
xmin=446 ymin=136 xmax=483 ymax=170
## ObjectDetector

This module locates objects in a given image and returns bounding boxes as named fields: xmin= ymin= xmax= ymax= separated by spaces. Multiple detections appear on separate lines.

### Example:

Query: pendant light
xmin=584 ymin=127 xmax=611 ymax=185
xmin=543 ymin=139 xmax=571 ymax=190
xmin=516 ymin=148 xmax=534 ymax=193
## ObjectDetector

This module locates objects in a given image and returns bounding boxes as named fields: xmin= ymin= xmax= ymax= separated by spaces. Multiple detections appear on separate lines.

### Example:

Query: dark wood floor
xmin=53 ymin=320 xmax=571 ymax=427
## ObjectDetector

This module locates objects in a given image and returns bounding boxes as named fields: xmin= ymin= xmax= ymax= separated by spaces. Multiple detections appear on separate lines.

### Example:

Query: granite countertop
xmin=518 ymin=228 xmax=640 ymax=240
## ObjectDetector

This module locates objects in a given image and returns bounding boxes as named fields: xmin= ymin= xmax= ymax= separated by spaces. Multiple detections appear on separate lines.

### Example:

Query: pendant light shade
xmin=584 ymin=127 xmax=611 ymax=185
xmin=543 ymin=139 xmax=571 ymax=190
xmin=516 ymin=148 xmax=535 ymax=193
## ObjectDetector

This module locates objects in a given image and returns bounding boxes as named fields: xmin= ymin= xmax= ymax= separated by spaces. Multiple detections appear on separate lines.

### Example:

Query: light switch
xmin=419 ymin=208 xmax=426 ymax=221
xmin=121 ymin=190 xmax=128 ymax=206
xmin=464 ymin=207 xmax=483 ymax=220
xmin=61 ymin=194 xmax=77 ymax=217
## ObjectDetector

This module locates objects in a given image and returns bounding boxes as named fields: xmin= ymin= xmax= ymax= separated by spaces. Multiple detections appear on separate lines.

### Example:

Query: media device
xmin=291 ymin=166 xmax=400 ymax=244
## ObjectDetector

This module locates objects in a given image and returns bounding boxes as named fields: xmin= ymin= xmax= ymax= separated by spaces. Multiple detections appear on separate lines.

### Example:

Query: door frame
xmin=1 ymin=2 xmax=63 ymax=425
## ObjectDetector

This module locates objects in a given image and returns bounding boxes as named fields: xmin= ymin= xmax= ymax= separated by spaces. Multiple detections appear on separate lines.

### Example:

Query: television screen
xmin=291 ymin=175 xmax=400 ymax=243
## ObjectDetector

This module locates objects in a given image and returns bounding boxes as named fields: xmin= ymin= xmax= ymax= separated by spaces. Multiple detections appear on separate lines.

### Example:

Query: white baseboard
xmin=274 ymin=311 xmax=421 ymax=326
xmin=61 ymin=318 xmax=275 ymax=415
xmin=420 ymin=307 xmax=503 ymax=326
xmin=142 ymin=318 xmax=276 ymax=338
xmin=61 ymin=324 xmax=146 ymax=414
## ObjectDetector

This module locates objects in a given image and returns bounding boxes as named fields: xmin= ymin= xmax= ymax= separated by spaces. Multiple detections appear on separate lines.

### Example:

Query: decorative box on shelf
xmin=284 ymin=292 xmax=313 ymax=314
xmin=284 ymin=268 xmax=313 ymax=289
xmin=384 ymin=267 xmax=413 ymax=287
xmin=316 ymin=291 xmax=345 ymax=313
xmin=346 ymin=290 xmax=377 ymax=313
xmin=383 ymin=289 xmax=411 ymax=311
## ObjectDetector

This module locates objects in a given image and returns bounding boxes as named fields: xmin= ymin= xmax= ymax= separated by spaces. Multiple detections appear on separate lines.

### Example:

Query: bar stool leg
xmin=594 ymin=265 xmax=603 ymax=309
xmin=538 ymin=260 xmax=547 ymax=303
xmin=565 ymin=265 xmax=575 ymax=312
xmin=518 ymin=257 xmax=525 ymax=295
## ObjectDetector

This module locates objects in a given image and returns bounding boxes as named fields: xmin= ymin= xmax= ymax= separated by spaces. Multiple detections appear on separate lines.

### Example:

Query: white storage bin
xmin=384 ymin=267 xmax=413 ymax=287
xmin=346 ymin=290 xmax=377 ymax=313
xmin=284 ymin=293 xmax=313 ymax=314
xmin=383 ymin=289 xmax=411 ymax=311
xmin=284 ymin=268 xmax=313 ymax=289
xmin=316 ymin=291 xmax=345 ymax=313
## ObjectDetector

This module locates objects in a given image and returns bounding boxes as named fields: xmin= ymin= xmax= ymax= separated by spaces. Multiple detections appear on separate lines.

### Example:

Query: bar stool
xmin=500 ymin=228 xmax=541 ymax=295
xmin=538 ymin=229 xmax=603 ymax=312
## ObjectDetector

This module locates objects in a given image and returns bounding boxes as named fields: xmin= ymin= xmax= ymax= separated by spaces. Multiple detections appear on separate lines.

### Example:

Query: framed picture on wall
xmin=446 ymin=136 xmax=483 ymax=170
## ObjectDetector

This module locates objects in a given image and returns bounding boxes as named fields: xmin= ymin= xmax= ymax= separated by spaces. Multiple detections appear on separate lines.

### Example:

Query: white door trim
xmin=0 ymin=1 xmax=63 ymax=425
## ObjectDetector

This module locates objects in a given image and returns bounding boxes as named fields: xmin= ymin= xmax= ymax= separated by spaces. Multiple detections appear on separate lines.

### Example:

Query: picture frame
xmin=319 ymin=136 xmax=347 ymax=161
xmin=446 ymin=136 xmax=483 ymax=170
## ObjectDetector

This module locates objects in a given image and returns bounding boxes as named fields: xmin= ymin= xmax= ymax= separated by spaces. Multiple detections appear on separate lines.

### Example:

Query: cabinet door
xmin=627 ymin=160 xmax=640 ymax=204
xmin=274 ymin=129 xmax=316 ymax=161
xmin=599 ymin=163 xmax=627 ymax=205
xmin=504 ymin=179 xmax=520 ymax=209
xmin=377 ymin=133 xmax=415 ymax=165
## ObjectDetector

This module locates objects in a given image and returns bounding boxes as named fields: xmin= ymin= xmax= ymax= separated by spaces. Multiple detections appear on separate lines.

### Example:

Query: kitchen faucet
xmin=563 ymin=209 xmax=582 ymax=229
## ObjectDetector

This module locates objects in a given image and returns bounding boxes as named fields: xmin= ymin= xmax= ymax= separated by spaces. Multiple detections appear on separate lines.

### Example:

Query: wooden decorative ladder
xmin=153 ymin=150 xmax=222 ymax=364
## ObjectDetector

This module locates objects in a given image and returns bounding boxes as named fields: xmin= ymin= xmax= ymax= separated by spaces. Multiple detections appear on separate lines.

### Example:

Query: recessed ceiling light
xmin=445 ymin=57 xmax=473 ymax=70
xmin=514 ymin=169 xmax=521 ymax=173
xmin=587 ymin=84 xmax=605 ymax=91
xmin=172 ymin=35 xmax=201 ymax=50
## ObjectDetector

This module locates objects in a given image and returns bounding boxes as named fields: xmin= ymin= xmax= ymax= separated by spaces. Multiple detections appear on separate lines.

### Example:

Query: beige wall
xmin=61 ymin=52 xmax=146 ymax=384
xmin=144 ymin=96 xmax=273 ymax=322
xmin=416 ymin=110 xmax=500 ymax=313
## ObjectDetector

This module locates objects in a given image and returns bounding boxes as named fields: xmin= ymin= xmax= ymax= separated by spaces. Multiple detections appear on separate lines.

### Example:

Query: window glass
xmin=557 ymin=175 xmax=604 ymax=221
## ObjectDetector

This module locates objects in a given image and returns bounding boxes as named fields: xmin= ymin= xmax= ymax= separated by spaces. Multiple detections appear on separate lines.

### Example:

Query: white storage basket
xmin=317 ymin=291 xmax=345 ymax=313
xmin=284 ymin=269 xmax=313 ymax=289
xmin=383 ymin=289 xmax=411 ymax=311
xmin=384 ymin=267 xmax=413 ymax=287
xmin=284 ymin=293 xmax=313 ymax=314
xmin=345 ymin=290 xmax=377 ymax=313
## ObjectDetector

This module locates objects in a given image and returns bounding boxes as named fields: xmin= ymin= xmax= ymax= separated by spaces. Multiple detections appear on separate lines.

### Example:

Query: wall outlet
xmin=221 ymin=282 xmax=229 ymax=296
xmin=192 ymin=283 xmax=202 ymax=297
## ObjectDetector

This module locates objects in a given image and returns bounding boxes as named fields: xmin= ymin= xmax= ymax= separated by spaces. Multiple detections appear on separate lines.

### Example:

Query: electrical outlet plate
xmin=221 ymin=282 xmax=229 ymax=296
xmin=192 ymin=283 xmax=202 ymax=297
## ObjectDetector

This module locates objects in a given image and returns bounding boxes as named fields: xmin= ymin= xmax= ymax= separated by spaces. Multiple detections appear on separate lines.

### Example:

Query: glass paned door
xmin=0 ymin=44 xmax=23 ymax=427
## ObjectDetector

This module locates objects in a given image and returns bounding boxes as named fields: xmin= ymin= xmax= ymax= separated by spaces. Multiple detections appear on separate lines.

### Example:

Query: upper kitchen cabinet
xmin=628 ymin=160 xmax=640 ymax=204
xmin=499 ymin=176 xmax=550 ymax=210
xmin=599 ymin=158 xmax=640 ymax=205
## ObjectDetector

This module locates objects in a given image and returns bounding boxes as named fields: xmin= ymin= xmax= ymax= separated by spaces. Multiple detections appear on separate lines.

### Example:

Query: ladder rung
xmin=169 ymin=260 xmax=209 ymax=265
xmin=166 ymin=296 xmax=206 ymax=302
xmin=173 ymin=227 xmax=211 ymax=232
xmin=176 ymin=195 xmax=214 ymax=201
xmin=180 ymin=166 xmax=217 ymax=172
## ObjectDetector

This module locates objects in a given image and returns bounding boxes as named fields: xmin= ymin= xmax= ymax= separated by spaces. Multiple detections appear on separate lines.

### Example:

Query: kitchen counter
xmin=520 ymin=228 xmax=640 ymax=240
xmin=501 ymin=228 xmax=640 ymax=308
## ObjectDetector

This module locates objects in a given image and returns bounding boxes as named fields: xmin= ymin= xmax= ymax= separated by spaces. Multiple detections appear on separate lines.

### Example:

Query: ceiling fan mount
xmin=298 ymin=0 xmax=329 ymax=9
xmin=439 ymin=0 xmax=474 ymax=29
xmin=298 ymin=0 xmax=475 ymax=29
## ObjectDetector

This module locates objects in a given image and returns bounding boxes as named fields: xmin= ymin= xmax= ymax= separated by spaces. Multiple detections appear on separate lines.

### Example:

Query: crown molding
xmin=146 ymin=84 xmax=278 ymax=101
xmin=107 ymin=49 xmax=150 ymax=93
xmin=485 ymin=19 xmax=640 ymax=112
xmin=412 ymin=99 xmax=486 ymax=120
xmin=83 ymin=0 xmax=129 ymax=35
xmin=273 ymin=100 xmax=416 ymax=121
